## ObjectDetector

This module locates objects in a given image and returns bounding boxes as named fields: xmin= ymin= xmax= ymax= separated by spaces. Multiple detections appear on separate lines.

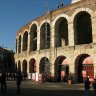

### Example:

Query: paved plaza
xmin=0 ymin=80 xmax=94 ymax=96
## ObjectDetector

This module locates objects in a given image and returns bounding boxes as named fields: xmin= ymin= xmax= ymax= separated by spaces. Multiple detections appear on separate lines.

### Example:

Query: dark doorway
xmin=30 ymin=24 xmax=37 ymax=51
xmin=74 ymin=11 xmax=92 ymax=45
xmin=75 ymin=54 xmax=94 ymax=83
xmin=22 ymin=60 xmax=27 ymax=74
xmin=39 ymin=57 xmax=51 ymax=82
xmin=55 ymin=17 xmax=68 ymax=47
xmin=23 ymin=31 xmax=28 ymax=51
xmin=40 ymin=23 xmax=50 ymax=50
xmin=29 ymin=58 xmax=36 ymax=73
xmin=54 ymin=56 xmax=69 ymax=82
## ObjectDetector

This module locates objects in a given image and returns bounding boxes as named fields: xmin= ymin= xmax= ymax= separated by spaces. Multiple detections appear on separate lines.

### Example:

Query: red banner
xmin=82 ymin=71 xmax=86 ymax=77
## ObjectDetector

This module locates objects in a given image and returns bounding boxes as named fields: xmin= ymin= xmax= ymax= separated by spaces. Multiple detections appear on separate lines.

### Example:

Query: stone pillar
xmin=27 ymin=32 xmax=30 ymax=52
xmin=50 ymin=62 xmax=54 ymax=77
xmin=36 ymin=59 xmax=39 ymax=73
xmin=50 ymin=57 xmax=56 ymax=82
xmin=93 ymin=54 xmax=96 ymax=78
xmin=50 ymin=25 xmax=55 ymax=48
xmin=21 ymin=36 xmax=23 ymax=53
xmin=70 ymin=62 xmax=77 ymax=83
xmin=91 ymin=15 xmax=96 ymax=43
xmin=68 ymin=21 xmax=75 ymax=46
xmin=50 ymin=49 xmax=56 ymax=77
xmin=37 ymin=26 xmax=40 ymax=50
xmin=21 ymin=61 xmax=23 ymax=72
xmin=17 ymin=39 xmax=19 ymax=54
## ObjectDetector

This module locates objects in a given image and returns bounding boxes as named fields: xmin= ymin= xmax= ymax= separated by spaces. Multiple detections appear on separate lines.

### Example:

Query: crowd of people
xmin=0 ymin=71 xmax=27 ymax=95
xmin=4 ymin=72 xmax=28 ymax=80
xmin=0 ymin=71 xmax=96 ymax=96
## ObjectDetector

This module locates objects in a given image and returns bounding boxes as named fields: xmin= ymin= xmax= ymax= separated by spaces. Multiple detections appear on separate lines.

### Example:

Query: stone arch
xmin=53 ymin=14 xmax=69 ymax=26
xmin=54 ymin=17 xmax=68 ymax=47
xmin=18 ymin=33 xmax=23 ymax=38
xmin=73 ymin=11 xmax=92 ymax=45
xmin=22 ymin=59 xmax=27 ymax=74
xmin=30 ymin=24 xmax=37 ymax=51
xmin=40 ymin=22 xmax=51 ymax=50
xmin=29 ymin=58 xmax=36 ymax=73
xmin=18 ymin=60 xmax=21 ymax=72
xmin=75 ymin=54 xmax=94 ymax=83
xmin=22 ymin=31 xmax=28 ymax=51
xmin=18 ymin=35 xmax=21 ymax=53
xmin=29 ymin=21 xmax=38 ymax=29
xmin=72 ymin=8 xmax=93 ymax=19
xmin=39 ymin=57 xmax=51 ymax=81
xmin=40 ymin=20 xmax=50 ymax=28
xmin=54 ymin=56 xmax=69 ymax=82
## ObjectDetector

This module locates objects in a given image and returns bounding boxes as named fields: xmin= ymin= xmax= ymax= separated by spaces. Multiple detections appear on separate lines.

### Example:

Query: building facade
xmin=15 ymin=0 xmax=96 ymax=83
xmin=0 ymin=47 xmax=15 ymax=73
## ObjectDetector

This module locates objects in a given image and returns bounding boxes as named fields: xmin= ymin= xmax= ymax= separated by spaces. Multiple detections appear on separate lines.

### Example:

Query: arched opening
xmin=82 ymin=57 xmax=94 ymax=82
xmin=75 ymin=54 xmax=94 ymax=83
xmin=18 ymin=35 xmax=21 ymax=53
xmin=30 ymin=24 xmax=37 ymax=51
xmin=18 ymin=60 xmax=21 ymax=72
xmin=39 ymin=57 xmax=51 ymax=81
xmin=40 ymin=22 xmax=50 ymax=50
xmin=54 ymin=56 xmax=69 ymax=82
xmin=22 ymin=31 xmax=28 ymax=51
xmin=29 ymin=58 xmax=36 ymax=73
xmin=22 ymin=60 xmax=27 ymax=74
xmin=55 ymin=17 xmax=68 ymax=47
xmin=74 ymin=11 xmax=92 ymax=45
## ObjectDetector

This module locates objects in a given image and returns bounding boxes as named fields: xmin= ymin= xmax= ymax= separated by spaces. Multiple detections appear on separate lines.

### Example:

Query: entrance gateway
xmin=75 ymin=54 xmax=94 ymax=83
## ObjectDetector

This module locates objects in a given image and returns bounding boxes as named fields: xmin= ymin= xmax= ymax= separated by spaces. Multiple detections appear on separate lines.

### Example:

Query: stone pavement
xmin=0 ymin=80 xmax=94 ymax=96
xmin=28 ymin=80 xmax=93 ymax=90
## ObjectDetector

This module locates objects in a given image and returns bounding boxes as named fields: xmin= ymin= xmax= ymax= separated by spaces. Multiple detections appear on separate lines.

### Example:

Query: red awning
xmin=62 ymin=58 xmax=69 ymax=65
xmin=83 ymin=57 xmax=93 ymax=64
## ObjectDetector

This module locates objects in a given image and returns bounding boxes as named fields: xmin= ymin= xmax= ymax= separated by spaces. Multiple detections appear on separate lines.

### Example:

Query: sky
xmin=0 ymin=0 xmax=71 ymax=51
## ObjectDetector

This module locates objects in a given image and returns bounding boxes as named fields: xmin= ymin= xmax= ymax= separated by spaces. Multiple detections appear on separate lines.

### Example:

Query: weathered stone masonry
xmin=15 ymin=0 xmax=96 ymax=82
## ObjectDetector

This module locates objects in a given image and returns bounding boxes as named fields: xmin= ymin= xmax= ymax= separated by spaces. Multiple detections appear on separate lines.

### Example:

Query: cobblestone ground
xmin=0 ymin=80 xmax=94 ymax=96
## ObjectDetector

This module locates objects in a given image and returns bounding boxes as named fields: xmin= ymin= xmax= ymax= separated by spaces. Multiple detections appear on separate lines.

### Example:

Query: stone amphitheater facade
xmin=15 ymin=0 xmax=96 ymax=83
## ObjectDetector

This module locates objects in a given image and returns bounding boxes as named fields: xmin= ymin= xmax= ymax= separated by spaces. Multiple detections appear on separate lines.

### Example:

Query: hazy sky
xmin=0 ymin=0 xmax=71 ymax=51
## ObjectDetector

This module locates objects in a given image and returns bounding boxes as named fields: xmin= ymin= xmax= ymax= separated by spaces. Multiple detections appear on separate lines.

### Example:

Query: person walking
xmin=84 ymin=76 xmax=90 ymax=96
xmin=0 ymin=71 xmax=7 ymax=95
xmin=92 ymin=79 xmax=96 ymax=96
xmin=16 ymin=71 xmax=23 ymax=95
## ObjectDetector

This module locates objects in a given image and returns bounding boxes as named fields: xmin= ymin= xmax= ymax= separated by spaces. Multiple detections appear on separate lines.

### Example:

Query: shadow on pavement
xmin=0 ymin=88 xmax=94 ymax=96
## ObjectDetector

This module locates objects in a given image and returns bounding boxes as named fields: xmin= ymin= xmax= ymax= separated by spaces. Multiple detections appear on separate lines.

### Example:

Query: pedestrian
xmin=0 ymin=71 xmax=7 ymax=95
xmin=68 ymin=73 xmax=72 ymax=85
xmin=63 ymin=75 xmax=68 ymax=82
xmin=16 ymin=71 xmax=23 ymax=95
xmin=92 ymin=79 xmax=96 ymax=96
xmin=84 ymin=76 xmax=90 ymax=96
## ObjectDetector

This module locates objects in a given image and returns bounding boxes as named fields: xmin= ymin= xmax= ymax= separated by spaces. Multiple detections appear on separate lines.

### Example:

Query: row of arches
xmin=16 ymin=10 xmax=93 ymax=53
xmin=17 ymin=53 xmax=94 ymax=82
